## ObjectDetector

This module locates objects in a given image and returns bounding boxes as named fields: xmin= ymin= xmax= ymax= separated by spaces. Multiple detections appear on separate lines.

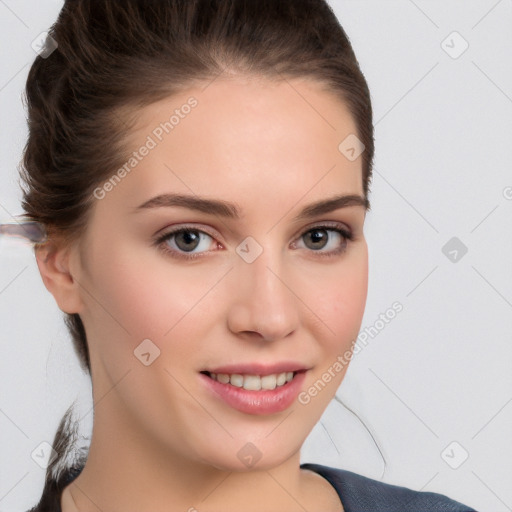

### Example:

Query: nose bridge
xmin=228 ymin=236 xmax=299 ymax=340
xmin=242 ymin=242 xmax=283 ymax=295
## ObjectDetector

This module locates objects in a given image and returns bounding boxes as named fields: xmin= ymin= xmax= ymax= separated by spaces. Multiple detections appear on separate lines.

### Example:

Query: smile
xmin=200 ymin=369 xmax=307 ymax=415
xmin=203 ymin=371 xmax=296 ymax=390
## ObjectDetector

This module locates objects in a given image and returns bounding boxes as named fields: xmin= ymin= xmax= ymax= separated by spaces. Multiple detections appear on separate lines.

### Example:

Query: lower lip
xmin=200 ymin=371 xmax=306 ymax=415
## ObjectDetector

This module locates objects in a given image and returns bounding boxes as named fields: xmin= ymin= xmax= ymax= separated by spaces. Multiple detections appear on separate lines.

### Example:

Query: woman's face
xmin=68 ymin=76 xmax=368 ymax=470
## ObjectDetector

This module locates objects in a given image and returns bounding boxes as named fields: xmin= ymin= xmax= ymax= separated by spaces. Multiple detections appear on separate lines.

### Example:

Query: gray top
xmin=29 ymin=462 xmax=477 ymax=511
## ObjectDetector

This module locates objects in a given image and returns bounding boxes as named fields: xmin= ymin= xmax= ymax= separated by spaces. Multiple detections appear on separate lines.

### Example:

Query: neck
xmin=62 ymin=411 xmax=320 ymax=512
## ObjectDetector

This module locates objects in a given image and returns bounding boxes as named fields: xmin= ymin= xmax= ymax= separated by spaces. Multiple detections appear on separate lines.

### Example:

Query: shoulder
xmin=301 ymin=463 xmax=477 ymax=512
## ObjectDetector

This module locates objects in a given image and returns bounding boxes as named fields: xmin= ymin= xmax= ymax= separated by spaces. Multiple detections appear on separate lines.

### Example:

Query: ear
xmin=35 ymin=241 xmax=83 ymax=314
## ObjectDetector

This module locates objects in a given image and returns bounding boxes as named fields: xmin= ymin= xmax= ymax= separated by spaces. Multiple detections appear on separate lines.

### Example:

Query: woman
xmin=6 ymin=0 xmax=477 ymax=510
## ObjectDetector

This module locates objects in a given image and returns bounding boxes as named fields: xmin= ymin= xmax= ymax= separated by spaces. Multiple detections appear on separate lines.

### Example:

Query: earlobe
xmin=35 ymin=242 xmax=83 ymax=314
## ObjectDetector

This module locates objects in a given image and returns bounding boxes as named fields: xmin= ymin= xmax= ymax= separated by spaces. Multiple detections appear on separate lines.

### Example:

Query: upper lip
xmin=202 ymin=362 xmax=309 ymax=376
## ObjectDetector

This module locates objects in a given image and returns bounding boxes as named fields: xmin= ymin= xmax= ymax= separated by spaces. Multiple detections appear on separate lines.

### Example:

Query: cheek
xmin=79 ymin=239 xmax=178 ymax=341
xmin=297 ymin=257 xmax=368 ymax=414
xmin=83 ymin=240 xmax=230 ymax=358
xmin=93 ymin=264 xmax=203 ymax=339
xmin=310 ymin=250 xmax=368 ymax=349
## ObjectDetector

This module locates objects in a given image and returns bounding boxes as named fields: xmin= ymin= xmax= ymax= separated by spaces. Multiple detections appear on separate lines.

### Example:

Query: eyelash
xmin=153 ymin=223 xmax=354 ymax=261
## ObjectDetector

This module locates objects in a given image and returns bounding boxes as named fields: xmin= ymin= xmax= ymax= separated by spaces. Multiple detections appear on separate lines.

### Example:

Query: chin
xmin=194 ymin=434 xmax=304 ymax=472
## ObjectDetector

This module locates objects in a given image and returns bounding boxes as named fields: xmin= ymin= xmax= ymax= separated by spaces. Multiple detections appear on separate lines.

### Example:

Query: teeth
xmin=243 ymin=375 xmax=261 ymax=391
xmin=209 ymin=371 xmax=296 ymax=390
xmin=216 ymin=373 xmax=230 ymax=384
xmin=230 ymin=374 xmax=244 ymax=388
xmin=261 ymin=374 xmax=276 ymax=390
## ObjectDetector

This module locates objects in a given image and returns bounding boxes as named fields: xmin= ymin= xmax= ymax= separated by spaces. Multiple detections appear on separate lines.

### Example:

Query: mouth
xmin=199 ymin=367 xmax=308 ymax=415
xmin=200 ymin=370 xmax=300 ymax=391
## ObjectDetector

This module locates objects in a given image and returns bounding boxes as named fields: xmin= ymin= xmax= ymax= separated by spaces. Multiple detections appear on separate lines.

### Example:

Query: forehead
xmin=100 ymin=76 xmax=364 ymax=214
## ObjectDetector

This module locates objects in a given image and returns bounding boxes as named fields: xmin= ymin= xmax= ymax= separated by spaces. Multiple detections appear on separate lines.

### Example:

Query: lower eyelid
xmin=155 ymin=225 xmax=352 ymax=259
xmin=292 ymin=228 xmax=351 ymax=253
xmin=156 ymin=229 xmax=217 ymax=253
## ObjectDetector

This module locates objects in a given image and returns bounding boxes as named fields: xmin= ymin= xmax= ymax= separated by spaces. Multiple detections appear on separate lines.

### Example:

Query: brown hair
xmin=20 ymin=0 xmax=374 ymax=501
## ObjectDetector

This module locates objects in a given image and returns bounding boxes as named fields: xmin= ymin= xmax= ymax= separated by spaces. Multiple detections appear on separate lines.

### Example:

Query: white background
xmin=1 ymin=1 xmax=511 ymax=511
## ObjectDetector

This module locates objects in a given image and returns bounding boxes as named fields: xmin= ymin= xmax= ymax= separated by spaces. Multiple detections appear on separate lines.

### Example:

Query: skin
xmin=37 ymin=75 xmax=369 ymax=512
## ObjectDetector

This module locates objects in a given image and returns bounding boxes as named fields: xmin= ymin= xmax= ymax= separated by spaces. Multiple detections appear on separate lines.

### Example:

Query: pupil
xmin=177 ymin=231 xmax=199 ymax=251
xmin=308 ymin=229 xmax=326 ymax=249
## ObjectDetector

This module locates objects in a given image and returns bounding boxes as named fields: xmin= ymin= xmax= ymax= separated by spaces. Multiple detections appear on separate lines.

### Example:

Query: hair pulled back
xmin=20 ymin=1 xmax=374 ymax=504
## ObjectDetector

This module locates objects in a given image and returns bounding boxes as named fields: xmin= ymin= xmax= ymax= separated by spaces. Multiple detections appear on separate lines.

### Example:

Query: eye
xmin=293 ymin=224 xmax=353 ymax=258
xmin=154 ymin=223 xmax=353 ymax=261
xmin=154 ymin=226 xmax=219 ymax=260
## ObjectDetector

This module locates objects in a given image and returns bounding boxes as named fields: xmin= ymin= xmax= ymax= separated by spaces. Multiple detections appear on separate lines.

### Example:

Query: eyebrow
xmin=132 ymin=192 xmax=369 ymax=221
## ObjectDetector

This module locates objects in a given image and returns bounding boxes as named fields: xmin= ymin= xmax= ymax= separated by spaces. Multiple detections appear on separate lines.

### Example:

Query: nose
xmin=226 ymin=244 xmax=300 ymax=342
